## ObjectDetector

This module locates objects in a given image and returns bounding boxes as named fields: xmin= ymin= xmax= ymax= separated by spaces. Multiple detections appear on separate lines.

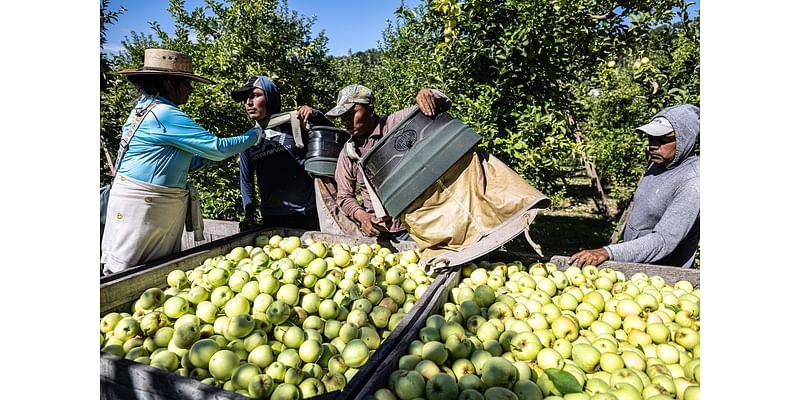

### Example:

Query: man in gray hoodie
xmin=570 ymin=104 xmax=700 ymax=268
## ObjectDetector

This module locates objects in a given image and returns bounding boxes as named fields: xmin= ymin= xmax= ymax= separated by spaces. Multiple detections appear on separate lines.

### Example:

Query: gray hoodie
xmin=604 ymin=104 xmax=700 ymax=268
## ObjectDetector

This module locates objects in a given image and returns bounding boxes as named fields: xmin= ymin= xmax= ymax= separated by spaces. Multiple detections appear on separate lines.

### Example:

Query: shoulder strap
xmin=265 ymin=111 xmax=309 ymax=149
xmin=110 ymin=101 xmax=161 ymax=178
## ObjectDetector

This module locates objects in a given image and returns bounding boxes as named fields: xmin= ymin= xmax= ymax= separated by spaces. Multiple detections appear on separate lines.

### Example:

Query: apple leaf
xmin=665 ymin=304 xmax=681 ymax=313
xmin=544 ymin=368 xmax=583 ymax=394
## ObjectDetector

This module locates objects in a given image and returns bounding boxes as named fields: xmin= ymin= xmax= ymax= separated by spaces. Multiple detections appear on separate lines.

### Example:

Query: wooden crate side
xmin=181 ymin=220 xmax=241 ymax=251
xmin=334 ymin=271 xmax=450 ymax=400
xmin=548 ymin=255 xmax=700 ymax=287
xmin=101 ymin=230 xmax=265 ymax=315
xmin=100 ymin=353 xmax=249 ymax=400
xmin=352 ymin=270 xmax=460 ymax=400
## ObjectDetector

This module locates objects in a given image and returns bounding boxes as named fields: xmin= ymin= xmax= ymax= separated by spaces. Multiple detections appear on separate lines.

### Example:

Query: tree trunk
xmin=101 ymin=135 xmax=116 ymax=177
xmin=566 ymin=110 xmax=610 ymax=218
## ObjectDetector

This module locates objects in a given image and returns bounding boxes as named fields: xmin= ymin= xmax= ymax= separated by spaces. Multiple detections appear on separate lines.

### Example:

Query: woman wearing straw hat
xmin=101 ymin=48 xmax=265 ymax=275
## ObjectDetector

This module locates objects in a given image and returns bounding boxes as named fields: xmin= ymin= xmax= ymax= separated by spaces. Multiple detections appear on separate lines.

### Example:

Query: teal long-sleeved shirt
xmin=117 ymin=95 xmax=258 ymax=188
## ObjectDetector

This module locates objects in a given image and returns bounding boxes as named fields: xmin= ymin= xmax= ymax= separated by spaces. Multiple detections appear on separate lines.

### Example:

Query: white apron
xmin=101 ymin=175 xmax=191 ymax=274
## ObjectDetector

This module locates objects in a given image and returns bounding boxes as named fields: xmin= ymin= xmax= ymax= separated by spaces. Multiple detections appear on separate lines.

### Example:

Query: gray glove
xmin=239 ymin=217 xmax=256 ymax=232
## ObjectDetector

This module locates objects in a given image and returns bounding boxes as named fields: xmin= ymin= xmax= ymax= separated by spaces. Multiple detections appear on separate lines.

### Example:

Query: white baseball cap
xmin=635 ymin=116 xmax=674 ymax=136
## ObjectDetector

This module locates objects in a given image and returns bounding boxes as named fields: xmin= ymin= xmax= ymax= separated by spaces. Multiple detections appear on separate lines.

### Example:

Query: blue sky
xmin=104 ymin=1 xmax=699 ymax=57
xmin=104 ymin=0 xmax=422 ymax=56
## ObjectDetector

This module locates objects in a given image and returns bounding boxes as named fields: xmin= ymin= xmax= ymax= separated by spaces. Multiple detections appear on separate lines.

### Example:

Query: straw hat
xmin=118 ymin=49 xmax=215 ymax=84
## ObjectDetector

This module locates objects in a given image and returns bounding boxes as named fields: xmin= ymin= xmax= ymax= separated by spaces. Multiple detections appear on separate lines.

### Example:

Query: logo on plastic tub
xmin=393 ymin=129 xmax=418 ymax=152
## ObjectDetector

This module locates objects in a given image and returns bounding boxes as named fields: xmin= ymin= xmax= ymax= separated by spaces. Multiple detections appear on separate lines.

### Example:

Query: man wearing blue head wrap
xmin=231 ymin=76 xmax=333 ymax=231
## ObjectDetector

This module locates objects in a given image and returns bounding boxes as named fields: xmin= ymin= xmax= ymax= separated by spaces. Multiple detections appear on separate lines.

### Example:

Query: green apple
xmin=298 ymin=377 xmax=325 ymax=398
xmin=228 ymin=270 xmax=251 ymax=293
xmin=266 ymin=300 xmax=292 ymax=325
xmin=322 ymin=371 xmax=347 ymax=392
xmin=369 ymin=305 xmax=392 ymax=329
xmin=259 ymin=274 xmax=280 ymax=295
xmin=266 ymin=361 xmax=287 ymax=381
xmin=139 ymin=311 xmax=169 ymax=336
xmin=100 ymin=312 xmax=123 ymax=334
xmin=224 ymin=294 xmax=251 ymax=318
xmin=113 ymin=317 xmax=141 ymax=341
xmin=230 ymin=362 xmax=261 ymax=390
xmin=243 ymin=329 xmax=268 ymax=352
xmin=167 ymin=269 xmax=188 ymax=289
xmin=572 ymin=343 xmax=601 ymax=373
xmin=609 ymin=368 xmax=645 ymax=392
xmin=277 ymin=348 xmax=302 ymax=369
xmin=318 ymin=299 xmax=339 ymax=320
xmin=535 ymin=348 xmax=564 ymax=370
xmin=399 ymin=354 xmax=423 ymax=371
xmin=183 ymin=338 xmax=219 ymax=369
xmin=299 ymin=340 xmax=323 ymax=364
xmin=360 ymin=326 xmax=381 ymax=350
xmin=481 ymin=356 xmax=518 ymax=389
xmin=247 ymin=374 xmax=274 ymax=399
xmin=551 ymin=315 xmax=579 ymax=341
xmin=139 ymin=288 xmax=166 ymax=310
xmin=514 ymin=379 xmax=544 ymax=400
xmin=276 ymin=284 xmax=300 ymax=306
xmin=327 ymin=354 xmax=347 ymax=374
xmin=445 ymin=335 xmax=474 ymax=360
xmin=210 ymin=286 xmax=235 ymax=308
xmin=226 ymin=314 xmax=256 ymax=338
xmin=172 ymin=323 xmax=201 ymax=349
xmin=207 ymin=268 xmax=230 ymax=288
xmin=414 ymin=359 xmax=441 ymax=380
xmin=240 ymin=280 xmax=261 ymax=302
xmin=508 ymin=331 xmax=542 ymax=361
xmin=342 ymin=339 xmax=370 ymax=368
xmin=392 ymin=370 xmax=425 ymax=400
xmin=422 ymin=341 xmax=448 ymax=366
xmin=426 ymin=372 xmax=458 ymax=400
xmin=245 ymin=344 xmax=273 ymax=369
xmin=484 ymin=386 xmax=519 ymax=400
xmin=150 ymin=350 xmax=179 ymax=371
xmin=271 ymin=383 xmax=300 ymax=400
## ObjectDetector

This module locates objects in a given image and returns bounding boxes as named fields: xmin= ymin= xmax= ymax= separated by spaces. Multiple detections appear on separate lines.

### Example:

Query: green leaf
xmin=545 ymin=368 xmax=583 ymax=394
xmin=666 ymin=304 xmax=681 ymax=313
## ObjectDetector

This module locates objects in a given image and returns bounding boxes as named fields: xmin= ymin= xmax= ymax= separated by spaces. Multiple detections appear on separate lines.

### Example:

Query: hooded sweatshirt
xmin=239 ymin=76 xmax=331 ymax=218
xmin=604 ymin=104 xmax=700 ymax=268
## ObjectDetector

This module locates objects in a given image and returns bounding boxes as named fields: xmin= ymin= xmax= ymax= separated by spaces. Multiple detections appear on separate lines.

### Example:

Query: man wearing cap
xmin=101 ymin=49 xmax=265 ymax=274
xmin=569 ymin=104 xmax=700 ymax=268
xmin=231 ymin=76 xmax=334 ymax=231
xmin=327 ymin=84 xmax=452 ymax=239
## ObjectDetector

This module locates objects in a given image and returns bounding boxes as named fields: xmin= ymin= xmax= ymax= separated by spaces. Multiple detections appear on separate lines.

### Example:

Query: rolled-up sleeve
xmin=335 ymin=148 xmax=363 ymax=219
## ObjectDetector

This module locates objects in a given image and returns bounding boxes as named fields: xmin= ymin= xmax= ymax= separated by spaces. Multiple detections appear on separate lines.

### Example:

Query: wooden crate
xmin=180 ymin=219 xmax=241 ymax=251
xmin=349 ymin=251 xmax=701 ymax=400
xmin=100 ymin=228 xmax=439 ymax=400
xmin=548 ymin=255 xmax=700 ymax=287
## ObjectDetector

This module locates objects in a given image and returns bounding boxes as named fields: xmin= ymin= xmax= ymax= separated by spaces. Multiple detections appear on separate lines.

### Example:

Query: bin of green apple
xmin=100 ymin=233 xmax=437 ymax=400
xmin=367 ymin=260 xmax=700 ymax=400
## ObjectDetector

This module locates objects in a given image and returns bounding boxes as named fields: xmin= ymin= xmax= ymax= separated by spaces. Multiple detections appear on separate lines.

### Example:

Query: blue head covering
xmin=231 ymin=75 xmax=281 ymax=119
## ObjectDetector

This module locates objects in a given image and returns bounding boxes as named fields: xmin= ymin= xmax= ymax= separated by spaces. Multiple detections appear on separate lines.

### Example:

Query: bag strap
xmin=265 ymin=111 xmax=309 ymax=149
xmin=109 ymin=101 xmax=161 ymax=178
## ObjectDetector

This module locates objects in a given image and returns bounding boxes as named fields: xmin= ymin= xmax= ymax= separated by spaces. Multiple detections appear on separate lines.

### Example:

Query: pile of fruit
xmin=100 ymin=234 xmax=434 ymax=399
xmin=374 ymin=261 xmax=700 ymax=400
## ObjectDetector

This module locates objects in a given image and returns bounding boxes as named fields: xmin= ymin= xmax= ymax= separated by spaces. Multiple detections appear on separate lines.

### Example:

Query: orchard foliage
xmin=101 ymin=0 xmax=699 ymax=219
xmin=356 ymin=0 xmax=699 ymax=201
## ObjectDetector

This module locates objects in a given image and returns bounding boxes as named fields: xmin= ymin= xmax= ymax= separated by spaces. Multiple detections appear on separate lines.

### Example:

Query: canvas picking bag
xmin=359 ymin=107 xmax=551 ymax=273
